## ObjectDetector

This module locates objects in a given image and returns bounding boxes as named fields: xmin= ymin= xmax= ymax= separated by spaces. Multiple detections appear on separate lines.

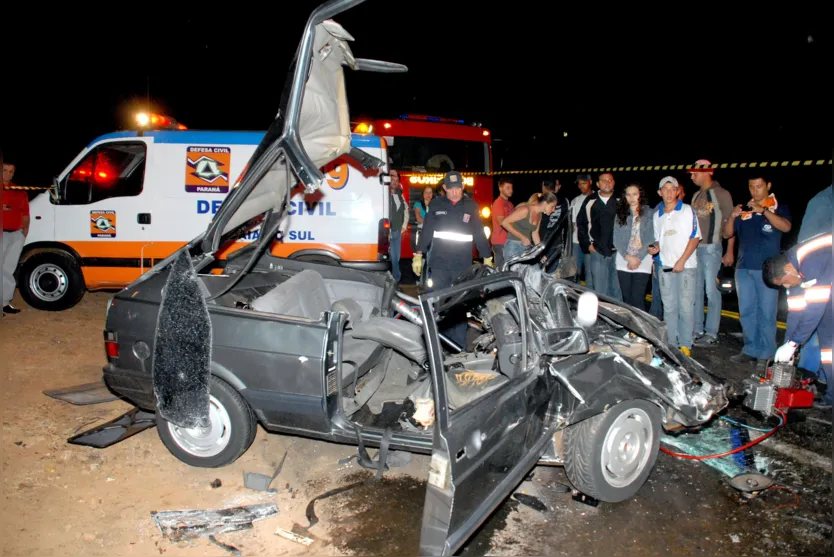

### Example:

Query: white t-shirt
xmin=570 ymin=193 xmax=589 ymax=244
xmin=652 ymin=200 xmax=702 ymax=270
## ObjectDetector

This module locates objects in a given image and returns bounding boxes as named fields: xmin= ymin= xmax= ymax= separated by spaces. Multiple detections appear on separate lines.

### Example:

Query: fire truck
xmin=353 ymin=114 xmax=494 ymax=260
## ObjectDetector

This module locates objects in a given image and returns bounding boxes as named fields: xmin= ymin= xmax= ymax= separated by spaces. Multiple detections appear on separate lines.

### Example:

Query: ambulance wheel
xmin=18 ymin=250 xmax=86 ymax=311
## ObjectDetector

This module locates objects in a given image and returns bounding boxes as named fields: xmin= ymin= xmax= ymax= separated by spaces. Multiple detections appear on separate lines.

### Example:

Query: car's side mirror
xmin=538 ymin=326 xmax=590 ymax=356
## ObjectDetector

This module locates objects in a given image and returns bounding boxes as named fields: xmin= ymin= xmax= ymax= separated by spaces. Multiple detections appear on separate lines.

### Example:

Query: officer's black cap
xmin=442 ymin=171 xmax=464 ymax=188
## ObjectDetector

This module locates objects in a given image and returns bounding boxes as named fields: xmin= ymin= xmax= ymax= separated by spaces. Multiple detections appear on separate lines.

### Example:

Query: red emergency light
xmin=135 ymin=112 xmax=188 ymax=130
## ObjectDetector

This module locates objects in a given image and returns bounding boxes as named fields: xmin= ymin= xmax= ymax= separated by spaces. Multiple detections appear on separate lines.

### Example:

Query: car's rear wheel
xmin=156 ymin=376 xmax=256 ymax=468
xmin=563 ymin=399 xmax=661 ymax=503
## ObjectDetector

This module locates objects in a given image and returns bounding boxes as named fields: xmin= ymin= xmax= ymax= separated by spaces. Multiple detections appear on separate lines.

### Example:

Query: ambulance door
xmin=54 ymin=140 xmax=152 ymax=286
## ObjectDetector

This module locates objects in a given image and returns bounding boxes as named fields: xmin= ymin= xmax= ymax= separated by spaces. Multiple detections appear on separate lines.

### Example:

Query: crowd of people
xmin=484 ymin=163 xmax=831 ymax=403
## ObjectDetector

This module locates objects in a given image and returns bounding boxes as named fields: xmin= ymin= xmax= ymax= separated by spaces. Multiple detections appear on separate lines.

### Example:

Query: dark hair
xmin=498 ymin=177 xmax=513 ymax=186
xmin=541 ymin=180 xmax=555 ymax=192
xmin=763 ymin=252 xmax=790 ymax=288
xmin=749 ymin=173 xmax=772 ymax=185
xmin=616 ymin=182 xmax=647 ymax=226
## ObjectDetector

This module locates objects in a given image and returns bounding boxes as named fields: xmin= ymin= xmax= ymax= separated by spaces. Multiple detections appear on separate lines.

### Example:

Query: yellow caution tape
xmin=5 ymin=185 xmax=56 ymax=191
xmin=7 ymin=158 xmax=830 ymax=191
xmin=463 ymin=159 xmax=832 ymax=177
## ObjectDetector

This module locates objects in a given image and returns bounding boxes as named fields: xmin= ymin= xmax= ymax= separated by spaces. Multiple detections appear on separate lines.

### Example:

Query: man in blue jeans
xmin=722 ymin=174 xmax=792 ymax=367
xmin=387 ymin=170 xmax=409 ymax=282
xmin=569 ymin=174 xmax=593 ymax=288
xmin=577 ymin=172 xmax=622 ymax=300
xmin=688 ymin=160 xmax=735 ymax=347
xmin=649 ymin=176 xmax=701 ymax=356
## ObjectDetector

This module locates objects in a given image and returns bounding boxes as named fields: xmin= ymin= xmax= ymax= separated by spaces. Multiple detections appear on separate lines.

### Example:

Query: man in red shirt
xmin=2 ymin=162 xmax=29 ymax=315
xmin=491 ymin=178 xmax=514 ymax=268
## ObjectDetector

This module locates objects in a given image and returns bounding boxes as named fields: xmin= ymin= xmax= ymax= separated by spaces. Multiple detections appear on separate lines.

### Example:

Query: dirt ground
xmin=1 ymin=290 xmax=832 ymax=557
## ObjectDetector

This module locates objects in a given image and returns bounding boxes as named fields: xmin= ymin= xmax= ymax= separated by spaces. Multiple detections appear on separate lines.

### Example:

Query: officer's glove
xmin=412 ymin=253 xmax=423 ymax=276
xmin=483 ymin=257 xmax=494 ymax=268
xmin=774 ymin=340 xmax=798 ymax=363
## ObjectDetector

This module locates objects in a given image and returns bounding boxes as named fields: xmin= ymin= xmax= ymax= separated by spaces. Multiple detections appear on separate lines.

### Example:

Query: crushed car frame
xmin=95 ymin=1 xmax=729 ymax=554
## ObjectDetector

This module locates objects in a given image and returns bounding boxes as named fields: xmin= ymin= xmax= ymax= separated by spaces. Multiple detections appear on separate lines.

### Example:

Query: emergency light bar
xmin=398 ymin=114 xmax=465 ymax=124
xmin=135 ymin=112 xmax=188 ymax=130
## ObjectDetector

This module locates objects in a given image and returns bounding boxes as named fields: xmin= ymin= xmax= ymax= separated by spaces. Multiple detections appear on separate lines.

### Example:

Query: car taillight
xmin=104 ymin=330 xmax=119 ymax=358
xmin=378 ymin=218 xmax=390 ymax=260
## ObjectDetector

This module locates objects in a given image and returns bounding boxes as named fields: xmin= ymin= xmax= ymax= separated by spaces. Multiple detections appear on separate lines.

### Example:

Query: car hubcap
xmin=600 ymin=407 xmax=653 ymax=488
xmin=29 ymin=264 xmax=68 ymax=302
xmin=167 ymin=395 xmax=231 ymax=458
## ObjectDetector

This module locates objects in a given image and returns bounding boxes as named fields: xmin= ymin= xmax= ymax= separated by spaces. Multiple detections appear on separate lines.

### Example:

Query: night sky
xmin=5 ymin=0 xmax=832 ymax=223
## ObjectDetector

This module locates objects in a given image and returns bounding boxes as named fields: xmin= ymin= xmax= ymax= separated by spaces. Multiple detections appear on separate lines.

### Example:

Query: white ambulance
xmin=17 ymin=116 xmax=392 ymax=311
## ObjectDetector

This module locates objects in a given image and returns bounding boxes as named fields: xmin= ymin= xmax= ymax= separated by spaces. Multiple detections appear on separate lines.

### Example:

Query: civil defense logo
xmin=188 ymin=156 xmax=229 ymax=184
xmin=185 ymin=146 xmax=232 ymax=193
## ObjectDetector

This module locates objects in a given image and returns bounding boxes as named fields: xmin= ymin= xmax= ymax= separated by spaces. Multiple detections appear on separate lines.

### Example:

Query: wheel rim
xmin=29 ymin=263 xmax=69 ymax=302
xmin=167 ymin=395 xmax=232 ymax=458
xmin=600 ymin=407 xmax=653 ymax=488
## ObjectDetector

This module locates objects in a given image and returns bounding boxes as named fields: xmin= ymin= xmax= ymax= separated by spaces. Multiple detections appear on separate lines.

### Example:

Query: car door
xmin=418 ymin=273 xmax=556 ymax=556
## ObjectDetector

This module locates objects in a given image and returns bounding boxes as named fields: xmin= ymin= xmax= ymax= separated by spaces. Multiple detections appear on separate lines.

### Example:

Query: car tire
xmin=17 ymin=250 xmax=86 ymax=311
xmin=156 ymin=376 xmax=257 ymax=468
xmin=563 ymin=399 xmax=661 ymax=503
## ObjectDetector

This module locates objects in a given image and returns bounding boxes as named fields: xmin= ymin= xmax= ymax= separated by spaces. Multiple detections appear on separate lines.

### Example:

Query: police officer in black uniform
xmin=412 ymin=170 xmax=493 ymax=347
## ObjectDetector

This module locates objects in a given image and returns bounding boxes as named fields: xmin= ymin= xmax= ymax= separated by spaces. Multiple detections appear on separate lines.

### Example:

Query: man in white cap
xmin=648 ymin=176 xmax=701 ymax=356
xmin=688 ymin=159 xmax=735 ymax=346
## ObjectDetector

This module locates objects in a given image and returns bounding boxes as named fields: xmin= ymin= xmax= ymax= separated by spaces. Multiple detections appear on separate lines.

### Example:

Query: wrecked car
xmin=98 ymin=1 xmax=729 ymax=554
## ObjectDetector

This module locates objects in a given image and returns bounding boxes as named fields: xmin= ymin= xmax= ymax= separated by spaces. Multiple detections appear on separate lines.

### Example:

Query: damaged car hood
xmin=511 ymin=260 xmax=729 ymax=427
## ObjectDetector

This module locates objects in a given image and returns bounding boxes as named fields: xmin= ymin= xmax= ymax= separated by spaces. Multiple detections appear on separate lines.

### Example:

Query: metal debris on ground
xmin=151 ymin=503 xmax=278 ymax=542
xmin=208 ymin=535 xmax=241 ymax=556
xmin=275 ymin=526 xmax=314 ymax=546
xmin=243 ymin=446 xmax=290 ymax=492
xmin=512 ymin=493 xmax=547 ymax=512
xmin=728 ymin=472 xmax=773 ymax=499
xmin=43 ymin=381 xmax=122 ymax=405
xmin=571 ymin=491 xmax=600 ymax=507
xmin=243 ymin=472 xmax=277 ymax=492
xmin=67 ymin=408 xmax=156 ymax=449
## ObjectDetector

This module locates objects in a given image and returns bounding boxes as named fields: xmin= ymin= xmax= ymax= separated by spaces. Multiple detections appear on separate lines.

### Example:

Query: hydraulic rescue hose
xmin=659 ymin=409 xmax=788 ymax=460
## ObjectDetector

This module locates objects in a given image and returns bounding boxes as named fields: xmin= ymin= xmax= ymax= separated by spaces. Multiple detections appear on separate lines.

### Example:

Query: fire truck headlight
xmin=480 ymin=206 xmax=491 ymax=218
xmin=484 ymin=226 xmax=491 ymax=239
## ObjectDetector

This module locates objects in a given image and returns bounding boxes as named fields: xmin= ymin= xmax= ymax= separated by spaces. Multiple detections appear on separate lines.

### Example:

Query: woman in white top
xmin=612 ymin=182 xmax=656 ymax=310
